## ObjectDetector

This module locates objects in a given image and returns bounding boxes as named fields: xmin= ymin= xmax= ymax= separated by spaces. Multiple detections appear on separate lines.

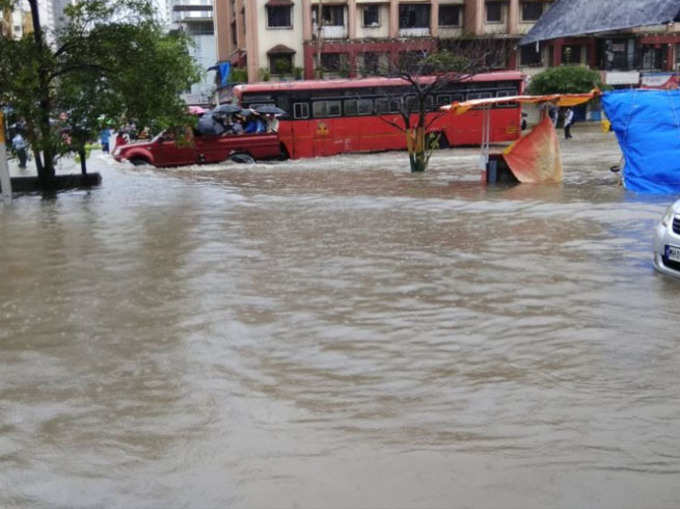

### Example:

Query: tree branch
xmin=376 ymin=115 xmax=406 ymax=133
xmin=49 ymin=63 xmax=109 ymax=81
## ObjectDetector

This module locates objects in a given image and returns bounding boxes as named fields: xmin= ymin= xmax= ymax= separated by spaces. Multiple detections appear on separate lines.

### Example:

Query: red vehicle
xmin=113 ymin=129 xmax=283 ymax=167
xmin=233 ymin=71 xmax=525 ymax=159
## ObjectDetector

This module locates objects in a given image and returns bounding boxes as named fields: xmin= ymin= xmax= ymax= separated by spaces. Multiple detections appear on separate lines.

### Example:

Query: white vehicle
xmin=653 ymin=199 xmax=680 ymax=278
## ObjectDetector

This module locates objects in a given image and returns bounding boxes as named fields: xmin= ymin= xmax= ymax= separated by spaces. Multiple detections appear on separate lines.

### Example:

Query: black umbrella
xmin=196 ymin=112 xmax=225 ymax=135
xmin=213 ymin=104 xmax=241 ymax=115
xmin=254 ymin=104 xmax=287 ymax=116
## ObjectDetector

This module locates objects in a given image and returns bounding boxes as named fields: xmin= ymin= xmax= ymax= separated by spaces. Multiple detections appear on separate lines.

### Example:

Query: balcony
xmin=398 ymin=27 xmax=430 ymax=37
xmin=313 ymin=24 xmax=348 ymax=39
xmin=173 ymin=4 xmax=213 ymax=23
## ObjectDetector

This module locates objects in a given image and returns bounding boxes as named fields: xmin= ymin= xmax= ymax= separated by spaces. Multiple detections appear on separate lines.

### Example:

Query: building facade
xmin=213 ymin=0 xmax=555 ymax=84
xmin=170 ymin=0 xmax=218 ymax=104
xmin=2 ymin=0 xmax=58 ymax=40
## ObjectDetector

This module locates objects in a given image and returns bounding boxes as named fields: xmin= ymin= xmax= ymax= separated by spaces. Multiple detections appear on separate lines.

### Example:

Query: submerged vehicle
xmin=113 ymin=129 xmax=284 ymax=167
xmin=233 ymin=72 xmax=525 ymax=159
xmin=653 ymin=199 xmax=680 ymax=278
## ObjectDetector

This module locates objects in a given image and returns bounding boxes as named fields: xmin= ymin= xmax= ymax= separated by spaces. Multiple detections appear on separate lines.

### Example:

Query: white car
xmin=653 ymin=199 xmax=680 ymax=278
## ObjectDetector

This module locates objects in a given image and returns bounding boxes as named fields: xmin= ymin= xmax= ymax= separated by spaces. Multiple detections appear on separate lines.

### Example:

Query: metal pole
xmin=479 ymin=105 xmax=491 ymax=170
xmin=0 ymin=110 xmax=12 ymax=203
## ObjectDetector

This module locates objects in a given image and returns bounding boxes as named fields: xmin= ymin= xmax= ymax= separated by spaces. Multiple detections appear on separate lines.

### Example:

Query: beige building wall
xmin=483 ymin=2 xmax=507 ymax=34
xmin=355 ymin=3 xmax=390 ymax=39
xmin=438 ymin=0 xmax=464 ymax=38
xmin=214 ymin=0 xmax=555 ymax=83
xmin=256 ymin=0 xmax=305 ymax=74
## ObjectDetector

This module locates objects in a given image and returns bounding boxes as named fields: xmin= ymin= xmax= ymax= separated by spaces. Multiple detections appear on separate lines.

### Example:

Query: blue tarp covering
xmin=602 ymin=89 xmax=680 ymax=194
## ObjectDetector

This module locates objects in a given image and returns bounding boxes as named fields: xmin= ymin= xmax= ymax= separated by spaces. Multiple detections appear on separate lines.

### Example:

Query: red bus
xmin=232 ymin=71 xmax=524 ymax=159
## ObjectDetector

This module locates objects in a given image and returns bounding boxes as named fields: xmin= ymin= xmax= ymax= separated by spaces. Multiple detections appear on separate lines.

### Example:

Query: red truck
xmin=113 ymin=130 xmax=285 ymax=167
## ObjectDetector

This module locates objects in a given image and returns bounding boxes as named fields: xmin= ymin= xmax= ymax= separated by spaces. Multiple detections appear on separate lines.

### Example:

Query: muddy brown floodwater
xmin=2 ymin=125 xmax=680 ymax=509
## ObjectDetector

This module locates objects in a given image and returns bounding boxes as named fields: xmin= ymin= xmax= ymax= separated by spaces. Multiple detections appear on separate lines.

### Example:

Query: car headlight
xmin=661 ymin=205 xmax=676 ymax=227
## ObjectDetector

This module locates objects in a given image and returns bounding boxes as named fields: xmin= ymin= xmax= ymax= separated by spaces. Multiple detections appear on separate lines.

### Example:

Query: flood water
xmin=2 ymin=127 xmax=680 ymax=508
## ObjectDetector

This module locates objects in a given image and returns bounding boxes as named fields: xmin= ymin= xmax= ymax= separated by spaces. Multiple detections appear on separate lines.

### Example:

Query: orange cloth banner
xmin=502 ymin=115 xmax=562 ymax=183
xmin=443 ymin=89 xmax=601 ymax=115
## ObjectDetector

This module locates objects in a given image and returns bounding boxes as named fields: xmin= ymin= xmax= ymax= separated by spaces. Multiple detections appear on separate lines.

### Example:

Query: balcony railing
xmin=313 ymin=24 xmax=348 ymax=39
xmin=398 ymin=27 xmax=430 ymax=37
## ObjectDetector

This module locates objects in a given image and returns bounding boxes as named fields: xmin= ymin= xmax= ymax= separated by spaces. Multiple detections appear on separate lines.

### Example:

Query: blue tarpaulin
xmin=602 ymin=89 xmax=680 ymax=194
xmin=219 ymin=62 xmax=231 ymax=87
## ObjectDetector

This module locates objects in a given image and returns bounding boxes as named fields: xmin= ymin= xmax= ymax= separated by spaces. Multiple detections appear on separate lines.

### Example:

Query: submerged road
xmin=2 ymin=125 xmax=680 ymax=508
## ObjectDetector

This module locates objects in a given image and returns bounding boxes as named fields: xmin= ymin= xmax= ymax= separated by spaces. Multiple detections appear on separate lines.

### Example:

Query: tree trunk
xmin=79 ymin=148 xmax=87 ymax=175
xmin=406 ymin=127 xmax=427 ymax=172
xmin=28 ymin=0 xmax=56 ymax=188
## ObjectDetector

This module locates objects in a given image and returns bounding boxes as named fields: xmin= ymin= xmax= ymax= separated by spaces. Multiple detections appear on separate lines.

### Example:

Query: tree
xmin=0 ymin=0 xmax=200 ymax=186
xmin=527 ymin=65 xmax=604 ymax=95
xmin=364 ymin=44 xmax=489 ymax=172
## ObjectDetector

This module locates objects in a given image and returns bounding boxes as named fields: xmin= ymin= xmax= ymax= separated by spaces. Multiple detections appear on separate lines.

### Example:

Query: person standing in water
xmin=563 ymin=107 xmax=574 ymax=139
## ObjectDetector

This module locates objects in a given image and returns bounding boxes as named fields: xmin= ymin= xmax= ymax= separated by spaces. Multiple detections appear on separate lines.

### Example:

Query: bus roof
xmin=233 ymin=71 xmax=525 ymax=96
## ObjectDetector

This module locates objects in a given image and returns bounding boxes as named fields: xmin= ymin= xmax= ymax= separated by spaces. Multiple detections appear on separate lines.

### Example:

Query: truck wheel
xmin=129 ymin=157 xmax=149 ymax=166
xmin=230 ymin=152 xmax=255 ymax=164
xmin=278 ymin=144 xmax=290 ymax=161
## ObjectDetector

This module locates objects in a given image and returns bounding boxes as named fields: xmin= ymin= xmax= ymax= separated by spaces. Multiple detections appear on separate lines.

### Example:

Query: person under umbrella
xmin=196 ymin=112 xmax=225 ymax=135
xmin=12 ymin=132 xmax=27 ymax=169
xmin=264 ymin=114 xmax=279 ymax=133
xmin=244 ymin=111 xmax=265 ymax=134
xmin=213 ymin=104 xmax=242 ymax=116
xmin=253 ymin=104 xmax=286 ymax=116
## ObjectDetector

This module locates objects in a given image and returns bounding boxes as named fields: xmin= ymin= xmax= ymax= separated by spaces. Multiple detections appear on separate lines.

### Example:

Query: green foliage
xmin=272 ymin=57 xmax=292 ymax=75
xmin=421 ymin=50 xmax=472 ymax=75
xmin=294 ymin=66 xmax=304 ymax=80
xmin=230 ymin=67 xmax=248 ymax=83
xmin=259 ymin=68 xmax=271 ymax=81
xmin=0 ymin=0 xmax=200 ymax=178
xmin=527 ymin=65 xmax=604 ymax=95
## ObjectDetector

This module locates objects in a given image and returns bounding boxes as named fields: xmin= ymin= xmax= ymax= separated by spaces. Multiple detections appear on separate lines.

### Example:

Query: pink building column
xmin=302 ymin=0 xmax=312 ymax=41
xmin=465 ymin=0 xmax=484 ymax=36
xmin=348 ymin=0 xmax=357 ymax=38
xmin=245 ymin=0 xmax=260 ymax=82
xmin=213 ymin=0 xmax=231 ymax=60
xmin=507 ymin=0 xmax=519 ymax=35
xmin=235 ymin=0 xmax=244 ymax=49
xmin=389 ymin=0 xmax=399 ymax=38
xmin=430 ymin=0 xmax=439 ymax=37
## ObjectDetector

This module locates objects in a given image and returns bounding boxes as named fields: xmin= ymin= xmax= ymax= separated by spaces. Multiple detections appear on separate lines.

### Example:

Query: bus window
xmin=276 ymin=95 xmax=290 ymax=114
xmin=375 ymin=98 xmax=389 ymax=114
xmin=404 ymin=95 xmax=417 ymax=111
xmin=293 ymin=102 xmax=310 ymax=119
xmin=425 ymin=95 xmax=434 ymax=110
xmin=389 ymin=98 xmax=401 ymax=113
xmin=496 ymin=89 xmax=517 ymax=108
xmin=436 ymin=94 xmax=451 ymax=106
xmin=344 ymin=99 xmax=358 ymax=116
xmin=467 ymin=91 xmax=494 ymax=100
xmin=358 ymin=98 xmax=373 ymax=115
xmin=313 ymin=100 xmax=341 ymax=118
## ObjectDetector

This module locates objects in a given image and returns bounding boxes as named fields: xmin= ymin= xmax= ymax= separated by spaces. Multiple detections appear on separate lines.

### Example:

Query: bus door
xmin=289 ymin=101 xmax=313 ymax=158
xmin=340 ymin=98 xmax=372 ymax=153
xmin=311 ymin=99 xmax=343 ymax=157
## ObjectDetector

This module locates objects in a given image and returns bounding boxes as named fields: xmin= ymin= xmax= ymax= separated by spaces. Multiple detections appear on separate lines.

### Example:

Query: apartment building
xmin=213 ymin=0 xmax=554 ymax=84
xmin=170 ymin=0 xmax=218 ymax=104
xmin=1 ymin=0 xmax=58 ymax=40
